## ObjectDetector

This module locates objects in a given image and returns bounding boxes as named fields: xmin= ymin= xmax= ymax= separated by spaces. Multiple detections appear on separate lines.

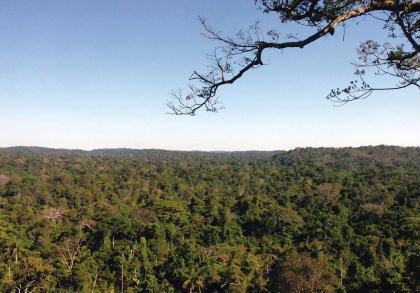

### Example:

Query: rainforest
xmin=0 ymin=146 xmax=419 ymax=292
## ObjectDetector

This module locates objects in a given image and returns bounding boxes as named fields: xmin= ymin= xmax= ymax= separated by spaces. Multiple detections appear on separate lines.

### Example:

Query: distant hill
xmin=272 ymin=145 xmax=420 ymax=169
xmin=0 ymin=146 xmax=283 ymax=160
xmin=1 ymin=146 xmax=418 ymax=164
xmin=0 ymin=145 xmax=418 ymax=169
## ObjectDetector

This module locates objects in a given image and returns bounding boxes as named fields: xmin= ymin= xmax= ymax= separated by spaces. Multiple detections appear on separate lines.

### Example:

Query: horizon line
xmin=1 ymin=144 xmax=419 ymax=153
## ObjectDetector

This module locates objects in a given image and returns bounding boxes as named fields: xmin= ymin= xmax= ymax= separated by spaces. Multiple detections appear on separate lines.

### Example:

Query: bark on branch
xmin=169 ymin=0 xmax=419 ymax=115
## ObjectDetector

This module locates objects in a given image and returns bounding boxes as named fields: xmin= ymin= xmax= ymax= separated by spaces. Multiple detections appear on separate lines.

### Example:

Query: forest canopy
xmin=0 ymin=146 xmax=419 ymax=292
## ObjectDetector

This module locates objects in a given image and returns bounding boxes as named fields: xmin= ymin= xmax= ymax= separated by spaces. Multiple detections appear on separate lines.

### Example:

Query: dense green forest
xmin=0 ymin=146 xmax=419 ymax=292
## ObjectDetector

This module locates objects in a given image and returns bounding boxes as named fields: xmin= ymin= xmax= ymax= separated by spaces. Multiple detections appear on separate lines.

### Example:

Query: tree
xmin=0 ymin=174 xmax=10 ymax=187
xmin=58 ymin=235 xmax=85 ymax=271
xmin=41 ymin=207 xmax=64 ymax=224
xmin=7 ymin=256 xmax=54 ymax=293
xmin=169 ymin=0 xmax=419 ymax=115
xmin=271 ymin=251 xmax=339 ymax=293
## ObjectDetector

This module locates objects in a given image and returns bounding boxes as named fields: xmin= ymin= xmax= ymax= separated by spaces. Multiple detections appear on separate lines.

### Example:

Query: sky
xmin=0 ymin=0 xmax=419 ymax=151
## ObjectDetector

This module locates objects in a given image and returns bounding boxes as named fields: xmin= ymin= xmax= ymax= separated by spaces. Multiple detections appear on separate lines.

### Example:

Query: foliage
xmin=169 ymin=0 xmax=419 ymax=114
xmin=0 ymin=146 xmax=419 ymax=292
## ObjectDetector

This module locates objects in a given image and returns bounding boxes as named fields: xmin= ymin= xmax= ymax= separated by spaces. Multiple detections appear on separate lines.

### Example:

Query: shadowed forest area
xmin=0 ymin=146 xmax=419 ymax=292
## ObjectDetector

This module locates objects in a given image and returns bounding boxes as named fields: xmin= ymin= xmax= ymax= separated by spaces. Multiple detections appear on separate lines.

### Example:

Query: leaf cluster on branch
xmin=169 ymin=0 xmax=419 ymax=115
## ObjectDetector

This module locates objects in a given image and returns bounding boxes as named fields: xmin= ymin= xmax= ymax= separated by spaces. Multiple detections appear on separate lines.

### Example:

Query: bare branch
xmin=58 ymin=235 xmax=85 ymax=270
xmin=42 ymin=208 xmax=64 ymax=224
xmin=170 ymin=0 xmax=420 ymax=115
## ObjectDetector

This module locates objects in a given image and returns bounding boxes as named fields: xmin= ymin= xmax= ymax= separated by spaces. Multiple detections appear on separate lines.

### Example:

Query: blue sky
xmin=1 ymin=0 xmax=419 ymax=150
